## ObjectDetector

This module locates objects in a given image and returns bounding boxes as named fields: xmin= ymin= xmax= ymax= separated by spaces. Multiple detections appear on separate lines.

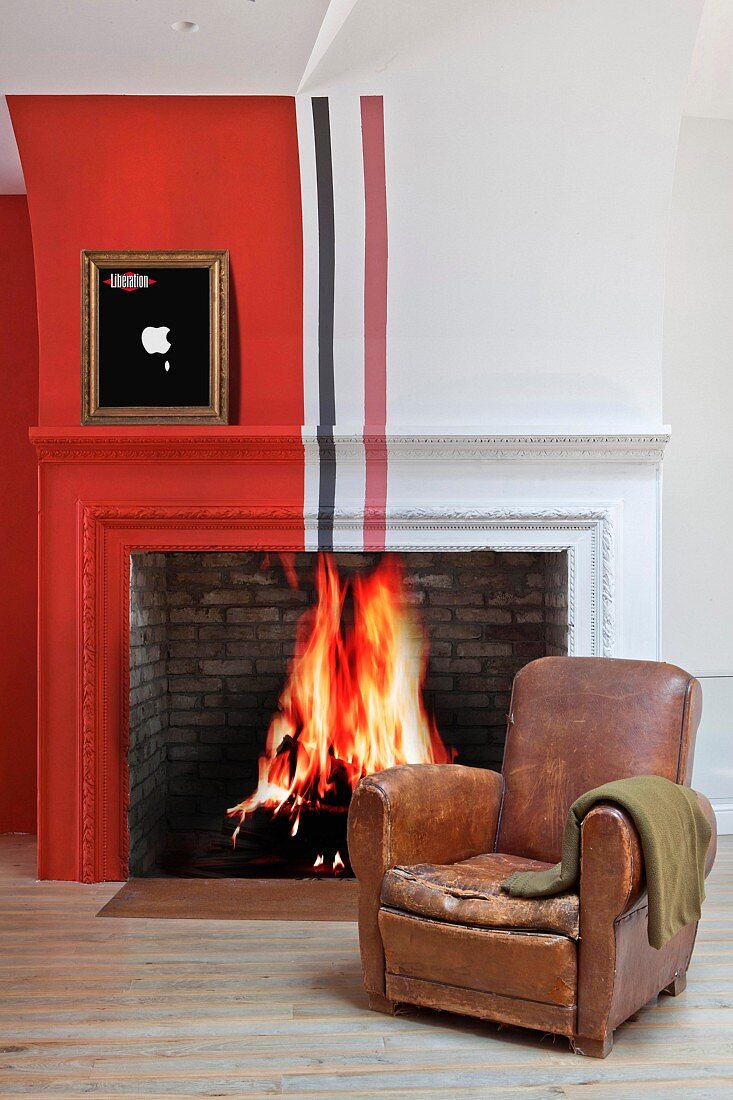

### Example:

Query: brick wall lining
xmin=128 ymin=553 xmax=169 ymax=877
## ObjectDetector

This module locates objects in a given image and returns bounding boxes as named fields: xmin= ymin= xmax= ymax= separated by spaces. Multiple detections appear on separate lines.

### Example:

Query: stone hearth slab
xmin=97 ymin=876 xmax=358 ymax=921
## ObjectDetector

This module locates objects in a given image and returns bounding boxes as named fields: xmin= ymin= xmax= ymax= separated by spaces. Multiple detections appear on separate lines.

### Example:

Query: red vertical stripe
xmin=361 ymin=96 xmax=388 ymax=552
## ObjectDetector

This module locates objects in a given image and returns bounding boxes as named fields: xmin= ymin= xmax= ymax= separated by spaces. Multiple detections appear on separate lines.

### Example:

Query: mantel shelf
xmin=30 ymin=427 xmax=670 ymax=464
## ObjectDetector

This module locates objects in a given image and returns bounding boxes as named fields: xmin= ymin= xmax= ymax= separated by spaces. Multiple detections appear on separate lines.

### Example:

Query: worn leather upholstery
xmin=380 ymin=909 xmax=578 ymax=1008
xmin=347 ymin=657 xmax=717 ymax=1057
xmin=348 ymin=763 xmax=503 ymax=996
xmin=381 ymin=852 xmax=580 ymax=938
xmin=497 ymin=658 xmax=701 ymax=863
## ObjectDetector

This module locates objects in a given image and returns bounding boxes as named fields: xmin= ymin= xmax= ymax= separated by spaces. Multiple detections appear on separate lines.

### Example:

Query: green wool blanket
xmin=501 ymin=775 xmax=711 ymax=949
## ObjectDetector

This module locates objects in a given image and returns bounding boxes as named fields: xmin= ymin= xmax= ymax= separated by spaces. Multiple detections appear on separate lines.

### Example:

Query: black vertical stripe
xmin=312 ymin=97 xmax=336 ymax=552
xmin=312 ymin=97 xmax=336 ymax=427
xmin=316 ymin=431 xmax=336 ymax=553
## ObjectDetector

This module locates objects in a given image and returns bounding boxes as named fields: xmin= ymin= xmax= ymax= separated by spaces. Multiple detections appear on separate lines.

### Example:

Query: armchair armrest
xmin=347 ymin=763 xmax=503 ymax=995
xmin=579 ymin=788 xmax=717 ymax=929
xmin=349 ymin=763 xmax=503 ymax=876
xmin=580 ymin=802 xmax=646 ymax=925
xmin=577 ymin=789 xmax=717 ymax=1046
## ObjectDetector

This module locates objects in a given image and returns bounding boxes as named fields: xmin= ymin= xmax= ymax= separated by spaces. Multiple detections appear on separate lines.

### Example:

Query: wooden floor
xmin=1 ymin=834 xmax=732 ymax=1098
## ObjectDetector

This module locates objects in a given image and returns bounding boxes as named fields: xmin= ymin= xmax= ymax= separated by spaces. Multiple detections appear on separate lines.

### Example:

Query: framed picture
xmin=81 ymin=250 xmax=228 ymax=424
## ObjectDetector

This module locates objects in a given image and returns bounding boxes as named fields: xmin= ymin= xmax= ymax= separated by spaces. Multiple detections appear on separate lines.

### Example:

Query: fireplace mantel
xmin=31 ymin=421 xmax=666 ymax=881
xmin=30 ymin=427 xmax=670 ymax=464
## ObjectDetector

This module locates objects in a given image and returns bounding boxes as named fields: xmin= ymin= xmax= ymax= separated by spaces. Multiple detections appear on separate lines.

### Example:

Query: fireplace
xmin=129 ymin=548 xmax=568 ymax=878
xmin=32 ymin=429 xmax=664 ymax=884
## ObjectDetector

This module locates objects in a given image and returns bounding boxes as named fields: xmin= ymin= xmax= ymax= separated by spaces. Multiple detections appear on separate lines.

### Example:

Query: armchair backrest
xmin=495 ymin=657 xmax=702 ymax=864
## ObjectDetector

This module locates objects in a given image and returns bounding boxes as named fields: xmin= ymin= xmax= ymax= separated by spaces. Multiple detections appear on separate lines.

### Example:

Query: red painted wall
xmin=8 ymin=96 xmax=304 ymax=427
xmin=0 ymin=196 xmax=38 ymax=833
xmin=7 ymin=97 xmax=306 ymax=873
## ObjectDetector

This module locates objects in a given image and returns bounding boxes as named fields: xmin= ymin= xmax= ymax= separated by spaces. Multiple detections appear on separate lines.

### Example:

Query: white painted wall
xmin=293 ymin=1 xmax=710 ymax=671
xmin=663 ymin=116 xmax=733 ymax=831
xmin=301 ymin=0 xmax=703 ymax=432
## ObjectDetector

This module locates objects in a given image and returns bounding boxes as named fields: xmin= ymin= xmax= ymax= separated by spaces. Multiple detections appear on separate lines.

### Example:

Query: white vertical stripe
xmin=329 ymin=93 xmax=366 ymax=429
xmin=295 ymin=95 xmax=321 ymax=430
xmin=297 ymin=94 xmax=370 ymax=549
xmin=296 ymin=95 xmax=321 ymax=547
xmin=331 ymin=443 xmax=365 ymax=549
xmin=302 ymin=435 xmax=321 ymax=551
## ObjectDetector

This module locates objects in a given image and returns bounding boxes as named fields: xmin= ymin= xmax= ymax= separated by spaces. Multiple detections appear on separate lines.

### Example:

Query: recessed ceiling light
xmin=172 ymin=20 xmax=199 ymax=33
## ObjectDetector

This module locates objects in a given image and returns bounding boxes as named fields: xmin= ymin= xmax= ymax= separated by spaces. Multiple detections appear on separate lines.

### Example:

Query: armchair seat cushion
xmin=381 ymin=852 xmax=580 ymax=939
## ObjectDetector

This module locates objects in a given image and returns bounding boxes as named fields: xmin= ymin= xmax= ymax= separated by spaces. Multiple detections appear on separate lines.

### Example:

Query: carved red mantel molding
xmin=30 ymin=427 xmax=305 ymax=464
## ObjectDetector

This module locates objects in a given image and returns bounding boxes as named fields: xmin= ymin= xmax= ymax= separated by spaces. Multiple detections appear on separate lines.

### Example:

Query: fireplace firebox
xmin=128 ymin=549 xmax=568 ymax=878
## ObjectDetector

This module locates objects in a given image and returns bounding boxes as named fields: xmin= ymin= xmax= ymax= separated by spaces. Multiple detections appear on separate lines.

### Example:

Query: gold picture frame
xmin=81 ymin=250 xmax=228 ymax=425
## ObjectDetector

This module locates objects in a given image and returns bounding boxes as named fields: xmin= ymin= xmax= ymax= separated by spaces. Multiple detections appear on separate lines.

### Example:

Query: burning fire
xmin=227 ymin=554 xmax=452 ymax=864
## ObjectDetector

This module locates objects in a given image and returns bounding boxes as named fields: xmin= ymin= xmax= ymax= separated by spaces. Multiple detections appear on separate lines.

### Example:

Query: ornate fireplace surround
xmin=31 ymin=428 xmax=668 ymax=882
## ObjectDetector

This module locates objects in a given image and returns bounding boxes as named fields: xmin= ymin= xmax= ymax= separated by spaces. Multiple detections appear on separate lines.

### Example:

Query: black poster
xmin=82 ymin=250 xmax=228 ymax=425
xmin=97 ymin=266 xmax=211 ymax=409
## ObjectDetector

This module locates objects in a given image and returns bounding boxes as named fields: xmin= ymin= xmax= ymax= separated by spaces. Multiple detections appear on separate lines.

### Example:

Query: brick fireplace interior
xmin=129 ymin=549 xmax=568 ymax=878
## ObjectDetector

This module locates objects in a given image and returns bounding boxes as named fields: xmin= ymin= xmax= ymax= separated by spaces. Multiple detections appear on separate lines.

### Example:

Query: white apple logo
xmin=141 ymin=326 xmax=171 ymax=355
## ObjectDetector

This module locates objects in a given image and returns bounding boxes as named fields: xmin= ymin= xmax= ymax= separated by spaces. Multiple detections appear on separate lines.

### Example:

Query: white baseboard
xmin=711 ymin=799 xmax=733 ymax=835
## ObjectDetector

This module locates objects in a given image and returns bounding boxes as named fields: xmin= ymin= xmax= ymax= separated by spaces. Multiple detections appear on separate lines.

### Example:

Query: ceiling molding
xmin=0 ymin=97 xmax=24 ymax=194
xmin=684 ymin=0 xmax=733 ymax=122
xmin=298 ymin=0 xmax=361 ymax=93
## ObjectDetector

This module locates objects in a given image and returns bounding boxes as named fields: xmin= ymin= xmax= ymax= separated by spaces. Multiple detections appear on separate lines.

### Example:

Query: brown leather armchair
xmin=347 ymin=657 xmax=717 ymax=1057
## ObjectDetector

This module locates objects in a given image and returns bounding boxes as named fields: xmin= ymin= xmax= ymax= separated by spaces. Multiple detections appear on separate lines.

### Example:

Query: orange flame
xmin=227 ymin=554 xmax=451 ymax=845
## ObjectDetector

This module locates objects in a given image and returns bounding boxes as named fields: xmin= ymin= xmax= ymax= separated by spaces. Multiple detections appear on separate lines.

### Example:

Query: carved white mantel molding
xmin=302 ymin=429 xmax=671 ymax=464
xmin=303 ymin=504 xmax=618 ymax=660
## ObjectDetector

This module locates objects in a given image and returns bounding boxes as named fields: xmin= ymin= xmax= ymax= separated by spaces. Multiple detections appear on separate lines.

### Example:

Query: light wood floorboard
xmin=0 ymin=833 xmax=731 ymax=1098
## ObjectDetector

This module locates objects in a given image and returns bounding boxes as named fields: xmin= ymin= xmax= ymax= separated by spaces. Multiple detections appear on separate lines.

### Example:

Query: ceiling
xmin=0 ymin=1 xmax=333 ymax=94
xmin=0 ymin=0 xmax=352 ymax=191
xmin=1 ymin=0 xmax=732 ymax=193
